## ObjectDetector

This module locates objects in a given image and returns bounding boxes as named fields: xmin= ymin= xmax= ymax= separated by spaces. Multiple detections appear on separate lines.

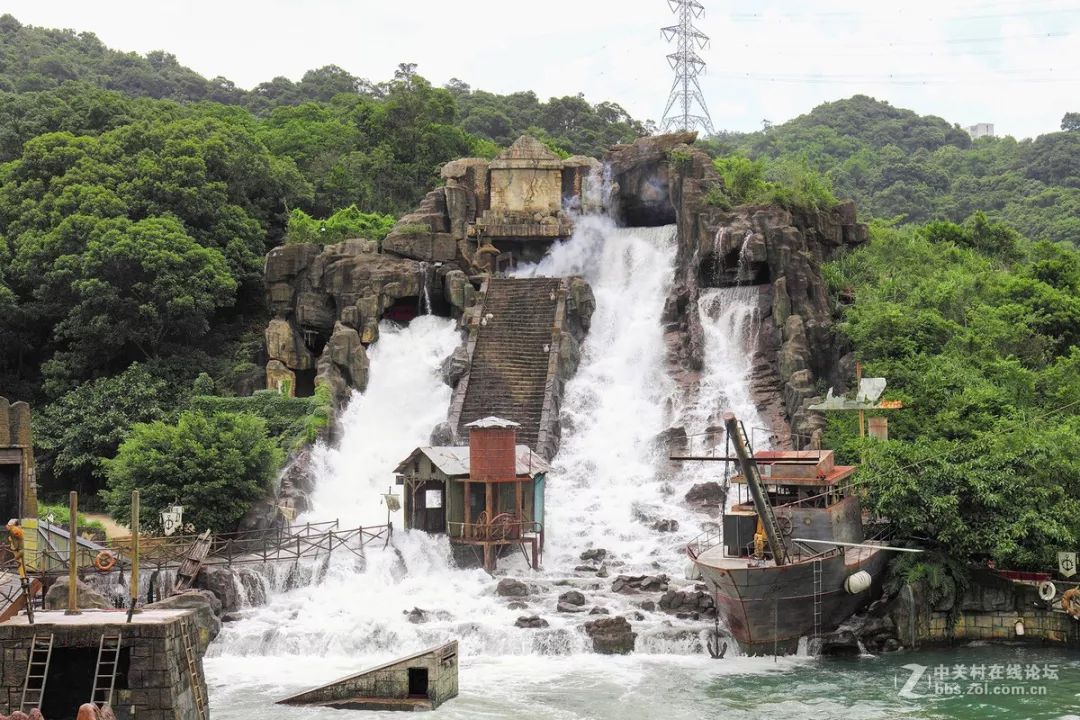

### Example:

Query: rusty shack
xmin=278 ymin=641 xmax=458 ymax=712
xmin=0 ymin=396 xmax=39 ymax=527
xmin=395 ymin=417 xmax=548 ymax=571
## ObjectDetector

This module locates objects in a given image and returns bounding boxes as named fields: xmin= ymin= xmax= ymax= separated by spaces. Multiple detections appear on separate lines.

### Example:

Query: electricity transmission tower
xmin=660 ymin=0 xmax=715 ymax=135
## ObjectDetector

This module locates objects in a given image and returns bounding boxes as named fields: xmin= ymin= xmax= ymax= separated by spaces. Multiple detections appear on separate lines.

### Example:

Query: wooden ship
xmin=683 ymin=413 xmax=892 ymax=655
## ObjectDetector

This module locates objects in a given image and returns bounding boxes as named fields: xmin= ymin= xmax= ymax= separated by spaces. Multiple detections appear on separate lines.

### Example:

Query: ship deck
xmin=696 ymin=542 xmax=883 ymax=570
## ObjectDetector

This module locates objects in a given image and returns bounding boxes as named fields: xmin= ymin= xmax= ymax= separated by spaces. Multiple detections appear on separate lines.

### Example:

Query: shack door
xmin=414 ymin=482 xmax=446 ymax=534
xmin=0 ymin=454 xmax=21 ymax=523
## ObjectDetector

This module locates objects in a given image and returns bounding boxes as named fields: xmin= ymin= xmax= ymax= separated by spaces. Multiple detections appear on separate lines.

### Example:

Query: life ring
xmin=93 ymin=550 xmax=117 ymax=573
xmin=1038 ymin=580 xmax=1057 ymax=602
xmin=1060 ymin=588 xmax=1080 ymax=619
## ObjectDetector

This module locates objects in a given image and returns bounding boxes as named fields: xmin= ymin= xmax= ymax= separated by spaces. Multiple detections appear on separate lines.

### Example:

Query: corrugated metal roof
xmin=464 ymin=416 xmax=521 ymax=429
xmin=394 ymin=445 xmax=549 ymax=478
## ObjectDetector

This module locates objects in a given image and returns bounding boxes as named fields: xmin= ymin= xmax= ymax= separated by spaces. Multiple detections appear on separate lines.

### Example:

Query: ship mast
xmin=723 ymin=412 xmax=790 ymax=566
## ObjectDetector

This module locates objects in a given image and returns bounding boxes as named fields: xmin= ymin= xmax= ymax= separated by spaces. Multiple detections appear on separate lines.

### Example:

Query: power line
xmin=660 ymin=0 xmax=715 ymax=135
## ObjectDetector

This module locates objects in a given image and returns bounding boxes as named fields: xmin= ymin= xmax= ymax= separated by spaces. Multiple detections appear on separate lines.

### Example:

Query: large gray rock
xmin=326 ymin=322 xmax=369 ymax=391
xmin=265 ymin=318 xmax=314 ymax=370
xmin=497 ymin=578 xmax=529 ymax=597
xmin=193 ymin=567 xmax=242 ymax=613
xmin=148 ymin=590 xmax=223 ymax=649
xmin=383 ymin=231 xmax=458 ymax=263
xmin=44 ymin=578 xmax=111 ymax=611
xmin=584 ymin=616 xmax=637 ymax=654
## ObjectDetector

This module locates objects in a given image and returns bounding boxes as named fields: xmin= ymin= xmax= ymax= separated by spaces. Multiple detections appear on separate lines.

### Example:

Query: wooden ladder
xmin=20 ymin=633 xmax=54 ymax=712
xmin=173 ymin=530 xmax=213 ymax=595
xmin=181 ymin=618 xmax=208 ymax=720
xmin=90 ymin=633 xmax=123 ymax=707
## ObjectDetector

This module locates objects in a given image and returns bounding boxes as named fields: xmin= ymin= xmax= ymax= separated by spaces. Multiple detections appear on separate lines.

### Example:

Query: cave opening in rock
xmin=619 ymin=201 xmax=677 ymax=228
xmin=384 ymin=294 xmax=452 ymax=325
xmin=294 ymin=368 xmax=316 ymax=398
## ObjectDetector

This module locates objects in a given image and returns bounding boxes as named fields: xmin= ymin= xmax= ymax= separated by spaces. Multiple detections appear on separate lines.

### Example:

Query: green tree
xmin=33 ymin=363 xmax=172 ymax=497
xmin=39 ymin=216 xmax=236 ymax=391
xmin=105 ymin=410 xmax=282 ymax=532
xmin=1062 ymin=112 xmax=1080 ymax=132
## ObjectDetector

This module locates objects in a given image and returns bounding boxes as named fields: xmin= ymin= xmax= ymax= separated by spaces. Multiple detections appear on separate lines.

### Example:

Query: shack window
xmin=425 ymin=489 xmax=443 ymax=509
xmin=408 ymin=667 xmax=429 ymax=697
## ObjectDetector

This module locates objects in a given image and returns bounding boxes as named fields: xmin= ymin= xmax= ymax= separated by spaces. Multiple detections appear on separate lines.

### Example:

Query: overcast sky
xmin=5 ymin=0 xmax=1078 ymax=139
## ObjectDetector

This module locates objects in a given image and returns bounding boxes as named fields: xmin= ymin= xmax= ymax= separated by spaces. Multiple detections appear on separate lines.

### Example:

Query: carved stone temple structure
xmin=262 ymin=134 xmax=599 ymax=402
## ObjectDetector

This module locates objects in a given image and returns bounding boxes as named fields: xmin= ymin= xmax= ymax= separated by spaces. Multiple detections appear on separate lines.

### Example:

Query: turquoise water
xmin=208 ymin=642 xmax=1080 ymax=719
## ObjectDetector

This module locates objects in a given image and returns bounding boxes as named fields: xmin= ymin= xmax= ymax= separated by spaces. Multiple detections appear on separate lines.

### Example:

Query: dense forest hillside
xmin=711 ymin=95 xmax=1080 ymax=244
xmin=2 ymin=13 xmax=1079 ymax=560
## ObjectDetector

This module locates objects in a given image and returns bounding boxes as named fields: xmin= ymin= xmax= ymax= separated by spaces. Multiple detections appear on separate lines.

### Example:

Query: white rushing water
xmin=207 ymin=217 xmax=788 ymax=718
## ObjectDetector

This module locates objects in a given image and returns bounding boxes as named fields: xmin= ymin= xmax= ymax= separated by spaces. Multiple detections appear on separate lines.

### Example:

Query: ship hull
xmin=696 ymin=547 xmax=890 ymax=655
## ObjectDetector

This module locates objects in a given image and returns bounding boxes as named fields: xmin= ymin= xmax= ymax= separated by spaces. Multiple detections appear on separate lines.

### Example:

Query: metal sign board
xmin=160 ymin=505 xmax=184 ymax=536
xmin=1059 ymin=551 xmax=1076 ymax=578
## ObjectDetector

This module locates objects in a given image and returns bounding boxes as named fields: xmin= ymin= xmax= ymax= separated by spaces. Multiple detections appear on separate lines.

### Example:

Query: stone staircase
xmin=455 ymin=277 xmax=564 ymax=452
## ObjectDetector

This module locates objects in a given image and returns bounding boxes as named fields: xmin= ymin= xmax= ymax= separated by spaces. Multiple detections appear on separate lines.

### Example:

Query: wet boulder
xmin=496 ymin=578 xmax=529 ymax=597
xmin=405 ymin=607 xmax=428 ymax=624
xmin=557 ymin=590 xmax=587 ymax=613
xmin=580 ymin=548 xmax=608 ymax=563
xmin=611 ymin=574 xmax=670 ymax=594
xmin=515 ymin=615 xmax=549 ymax=629
xmin=651 ymin=519 xmax=680 ymax=533
xmin=685 ymin=482 xmax=725 ymax=506
xmin=193 ymin=566 xmax=242 ymax=613
xmin=584 ymin=616 xmax=637 ymax=654
xmin=658 ymin=589 xmax=715 ymax=617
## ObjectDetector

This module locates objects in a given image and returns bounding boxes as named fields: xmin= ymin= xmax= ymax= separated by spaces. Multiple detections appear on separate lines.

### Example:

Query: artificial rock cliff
xmin=605 ymin=134 xmax=869 ymax=448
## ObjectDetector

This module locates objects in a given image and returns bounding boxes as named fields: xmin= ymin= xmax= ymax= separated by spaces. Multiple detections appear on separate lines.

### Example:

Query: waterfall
xmin=206 ymin=218 xmax=782 ymax=716
xmin=303 ymin=315 xmax=459 ymax=526
xmin=418 ymin=261 xmax=433 ymax=316
xmin=515 ymin=216 xmax=684 ymax=568
xmin=681 ymin=232 xmax=770 ymax=456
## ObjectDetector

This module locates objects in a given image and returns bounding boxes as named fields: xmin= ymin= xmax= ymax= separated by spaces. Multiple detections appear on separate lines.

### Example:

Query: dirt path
xmin=81 ymin=512 xmax=129 ymax=539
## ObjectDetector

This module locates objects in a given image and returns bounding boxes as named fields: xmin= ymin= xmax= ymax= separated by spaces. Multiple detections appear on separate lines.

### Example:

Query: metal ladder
xmin=812 ymin=558 xmax=824 ymax=638
xmin=20 ymin=633 xmax=54 ymax=712
xmin=91 ymin=633 xmax=123 ymax=707
xmin=181 ymin=618 xmax=208 ymax=720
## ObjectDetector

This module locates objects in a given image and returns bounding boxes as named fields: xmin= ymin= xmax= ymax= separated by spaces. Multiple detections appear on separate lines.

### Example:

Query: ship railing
xmin=448 ymin=518 xmax=542 ymax=543
xmin=686 ymin=528 xmax=723 ymax=560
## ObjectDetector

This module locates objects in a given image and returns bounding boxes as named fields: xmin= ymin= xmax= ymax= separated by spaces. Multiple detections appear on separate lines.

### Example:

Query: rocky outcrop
xmin=605 ymin=132 xmax=694 ymax=227
xmin=44 ymin=578 xmax=111 ymax=611
xmin=606 ymin=133 xmax=870 ymax=448
xmin=658 ymin=588 xmax=716 ymax=618
xmin=147 ymin=590 xmax=223 ymax=649
xmin=685 ymin=482 xmax=724 ymax=507
xmin=584 ymin=616 xmax=637 ymax=654
xmin=263 ymin=236 xmax=478 ymax=406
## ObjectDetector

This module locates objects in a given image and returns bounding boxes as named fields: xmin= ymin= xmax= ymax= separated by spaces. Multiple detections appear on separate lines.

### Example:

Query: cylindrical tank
xmin=468 ymin=425 xmax=518 ymax=483
xmin=845 ymin=570 xmax=872 ymax=594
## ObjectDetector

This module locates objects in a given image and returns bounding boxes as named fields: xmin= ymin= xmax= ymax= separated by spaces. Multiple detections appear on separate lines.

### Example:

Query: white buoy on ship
xmin=844 ymin=570 xmax=872 ymax=594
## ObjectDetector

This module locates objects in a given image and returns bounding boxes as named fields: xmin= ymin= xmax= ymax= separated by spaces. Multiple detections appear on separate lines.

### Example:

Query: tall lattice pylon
xmin=660 ymin=0 xmax=715 ymax=135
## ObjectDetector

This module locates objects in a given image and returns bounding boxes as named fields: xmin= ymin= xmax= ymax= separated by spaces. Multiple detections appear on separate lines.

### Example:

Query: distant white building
xmin=966 ymin=123 xmax=995 ymax=139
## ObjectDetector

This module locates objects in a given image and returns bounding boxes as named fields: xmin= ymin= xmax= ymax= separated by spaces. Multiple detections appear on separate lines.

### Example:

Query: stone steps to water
xmin=458 ymin=277 xmax=563 ymax=450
